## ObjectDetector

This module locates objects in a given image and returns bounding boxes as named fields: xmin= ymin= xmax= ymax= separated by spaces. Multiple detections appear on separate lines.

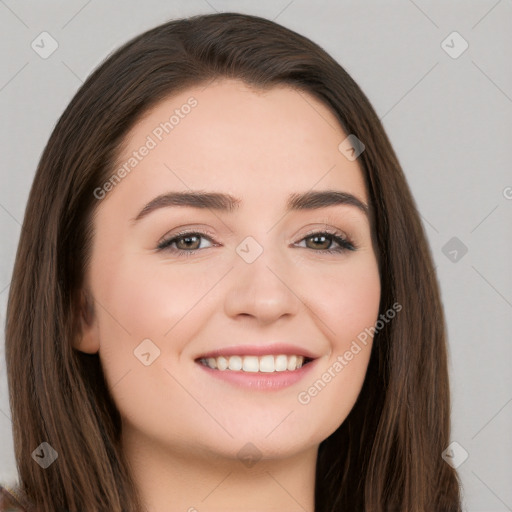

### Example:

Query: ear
xmin=72 ymin=288 xmax=100 ymax=354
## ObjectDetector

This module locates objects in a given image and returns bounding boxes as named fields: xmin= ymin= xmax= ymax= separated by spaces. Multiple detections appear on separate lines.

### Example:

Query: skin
xmin=76 ymin=78 xmax=381 ymax=512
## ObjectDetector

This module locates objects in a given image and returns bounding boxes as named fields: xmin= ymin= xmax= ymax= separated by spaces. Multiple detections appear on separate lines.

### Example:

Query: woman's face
xmin=78 ymin=79 xmax=381 ymax=462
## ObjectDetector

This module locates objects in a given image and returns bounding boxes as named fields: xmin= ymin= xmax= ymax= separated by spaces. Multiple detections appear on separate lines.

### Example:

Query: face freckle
xmin=80 ymin=78 xmax=381 ymax=463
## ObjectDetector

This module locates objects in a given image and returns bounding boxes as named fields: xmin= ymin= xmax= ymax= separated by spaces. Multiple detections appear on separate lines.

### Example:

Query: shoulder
xmin=0 ymin=483 xmax=31 ymax=511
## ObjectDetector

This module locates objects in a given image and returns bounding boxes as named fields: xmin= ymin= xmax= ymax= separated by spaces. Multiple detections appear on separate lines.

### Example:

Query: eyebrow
xmin=130 ymin=189 xmax=369 ymax=224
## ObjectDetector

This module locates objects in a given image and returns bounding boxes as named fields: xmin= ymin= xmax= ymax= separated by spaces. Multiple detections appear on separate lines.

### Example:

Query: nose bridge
xmin=223 ymin=232 xmax=301 ymax=323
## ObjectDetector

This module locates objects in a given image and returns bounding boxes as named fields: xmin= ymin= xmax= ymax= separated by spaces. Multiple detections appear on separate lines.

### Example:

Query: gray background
xmin=1 ymin=1 xmax=511 ymax=510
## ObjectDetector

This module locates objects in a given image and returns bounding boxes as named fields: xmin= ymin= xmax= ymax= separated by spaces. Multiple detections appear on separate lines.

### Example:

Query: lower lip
xmin=195 ymin=359 xmax=318 ymax=391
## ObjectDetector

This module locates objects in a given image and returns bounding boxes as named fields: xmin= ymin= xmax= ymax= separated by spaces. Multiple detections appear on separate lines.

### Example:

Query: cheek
xmin=90 ymin=258 xmax=217 ymax=443
xmin=93 ymin=256 xmax=212 ymax=348
xmin=292 ymin=253 xmax=380 ymax=437
xmin=90 ymin=251 xmax=229 ymax=381
xmin=307 ymin=252 xmax=381 ymax=347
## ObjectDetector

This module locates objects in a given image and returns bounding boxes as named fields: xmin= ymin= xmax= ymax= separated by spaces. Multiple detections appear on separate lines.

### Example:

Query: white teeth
xmin=217 ymin=356 xmax=228 ymax=370
xmin=228 ymin=355 xmax=242 ymax=371
xmin=259 ymin=355 xmax=275 ymax=373
xmin=200 ymin=354 xmax=307 ymax=372
xmin=242 ymin=356 xmax=259 ymax=372
xmin=275 ymin=355 xmax=288 ymax=371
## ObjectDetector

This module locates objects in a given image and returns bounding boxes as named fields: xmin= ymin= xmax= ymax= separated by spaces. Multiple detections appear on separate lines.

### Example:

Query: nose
xmin=223 ymin=246 xmax=302 ymax=325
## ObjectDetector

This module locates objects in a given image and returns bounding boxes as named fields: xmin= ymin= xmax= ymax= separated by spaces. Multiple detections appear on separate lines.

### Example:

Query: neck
xmin=121 ymin=426 xmax=318 ymax=512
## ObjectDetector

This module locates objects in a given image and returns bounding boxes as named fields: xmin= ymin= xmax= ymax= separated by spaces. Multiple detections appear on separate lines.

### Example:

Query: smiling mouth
xmin=196 ymin=354 xmax=314 ymax=373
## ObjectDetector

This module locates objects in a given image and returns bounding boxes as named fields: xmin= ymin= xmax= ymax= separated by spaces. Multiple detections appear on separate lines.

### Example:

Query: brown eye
xmin=305 ymin=233 xmax=332 ymax=250
xmin=157 ymin=231 xmax=215 ymax=253
xmin=175 ymin=234 xmax=202 ymax=250
xmin=297 ymin=231 xmax=356 ymax=253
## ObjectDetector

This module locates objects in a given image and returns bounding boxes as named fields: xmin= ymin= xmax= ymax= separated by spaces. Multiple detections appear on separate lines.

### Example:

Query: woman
xmin=3 ymin=11 xmax=462 ymax=512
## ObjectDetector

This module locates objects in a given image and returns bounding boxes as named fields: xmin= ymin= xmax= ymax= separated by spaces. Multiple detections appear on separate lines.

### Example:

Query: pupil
xmin=311 ymin=235 xmax=328 ymax=248
xmin=181 ymin=235 xmax=198 ymax=249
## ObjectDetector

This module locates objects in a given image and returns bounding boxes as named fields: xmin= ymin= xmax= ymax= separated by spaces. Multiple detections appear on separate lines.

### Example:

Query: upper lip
xmin=195 ymin=343 xmax=320 ymax=361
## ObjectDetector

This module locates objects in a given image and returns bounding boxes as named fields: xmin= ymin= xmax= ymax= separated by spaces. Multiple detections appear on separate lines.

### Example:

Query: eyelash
xmin=156 ymin=228 xmax=357 ymax=257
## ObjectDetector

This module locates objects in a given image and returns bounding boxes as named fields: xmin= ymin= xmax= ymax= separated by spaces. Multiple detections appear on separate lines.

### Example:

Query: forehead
xmin=107 ymin=78 xmax=369 ymax=210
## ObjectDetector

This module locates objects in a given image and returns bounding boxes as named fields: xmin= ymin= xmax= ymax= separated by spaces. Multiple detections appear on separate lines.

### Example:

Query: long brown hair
xmin=4 ymin=12 xmax=462 ymax=511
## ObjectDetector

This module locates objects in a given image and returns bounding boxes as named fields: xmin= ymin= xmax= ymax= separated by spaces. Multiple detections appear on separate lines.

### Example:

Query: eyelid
xmin=296 ymin=222 xmax=356 ymax=243
xmin=296 ymin=226 xmax=357 ymax=251
xmin=299 ymin=225 xmax=349 ymax=240
xmin=156 ymin=227 xmax=217 ymax=248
